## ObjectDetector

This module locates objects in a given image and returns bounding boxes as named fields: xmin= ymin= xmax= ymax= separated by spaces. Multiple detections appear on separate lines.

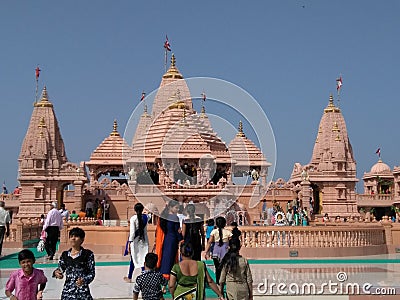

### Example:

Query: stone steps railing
xmin=4 ymin=218 xmax=42 ymax=247
xmin=3 ymin=218 xmax=391 ymax=256
xmin=239 ymin=225 xmax=385 ymax=248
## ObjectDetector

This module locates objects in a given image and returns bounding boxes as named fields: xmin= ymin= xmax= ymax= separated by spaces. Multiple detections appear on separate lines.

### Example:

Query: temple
xmin=290 ymin=94 xmax=358 ymax=217
xmin=3 ymin=54 xmax=400 ymax=225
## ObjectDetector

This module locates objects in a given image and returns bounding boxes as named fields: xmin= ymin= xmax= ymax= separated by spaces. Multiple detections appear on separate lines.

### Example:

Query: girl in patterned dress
xmin=53 ymin=227 xmax=95 ymax=300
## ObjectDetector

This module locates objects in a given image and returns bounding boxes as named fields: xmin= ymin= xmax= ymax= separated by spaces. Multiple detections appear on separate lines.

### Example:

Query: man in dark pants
xmin=43 ymin=201 xmax=63 ymax=260
xmin=0 ymin=201 xmax=11 ymax=257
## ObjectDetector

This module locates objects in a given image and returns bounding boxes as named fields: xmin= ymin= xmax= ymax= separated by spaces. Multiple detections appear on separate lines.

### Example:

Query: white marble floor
xmin=1 ymin=250 xmax=400 ymax=299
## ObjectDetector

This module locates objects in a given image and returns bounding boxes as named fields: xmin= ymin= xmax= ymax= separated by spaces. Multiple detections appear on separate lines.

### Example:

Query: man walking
xmin=59 ymin=203 xmax=70 ymax=220
xmin=0 ymin=201 xmax=11 ymax=257
xmin=43 ymin=202 xmax=63 ymax=260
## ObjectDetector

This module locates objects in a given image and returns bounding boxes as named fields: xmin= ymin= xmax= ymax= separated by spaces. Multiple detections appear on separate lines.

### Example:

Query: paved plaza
xmin=1 ymin=247 xmax=400 ymax=299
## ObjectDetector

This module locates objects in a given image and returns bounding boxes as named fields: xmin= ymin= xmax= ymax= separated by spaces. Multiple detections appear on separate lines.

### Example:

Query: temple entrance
xmin=311 ymin=183 xmax=321 ymax=214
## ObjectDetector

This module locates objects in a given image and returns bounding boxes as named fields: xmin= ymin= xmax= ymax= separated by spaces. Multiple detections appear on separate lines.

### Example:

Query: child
xmin=53 ymin=227 xmax=95 ymax=300
xmin=230 ymin=221 xmax=241 ymax=241
xmin=133 ymin=253 xmax=167 ymax=300
xmin=5 ymin=249 xmax=47 ymax=300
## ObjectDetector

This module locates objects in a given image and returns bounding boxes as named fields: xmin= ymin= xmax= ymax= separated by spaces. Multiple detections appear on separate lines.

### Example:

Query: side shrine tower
xmin=290 ymin=95 xmax=358 ymax=217
xmin=17 ymin=87 xmax=87 ymax=218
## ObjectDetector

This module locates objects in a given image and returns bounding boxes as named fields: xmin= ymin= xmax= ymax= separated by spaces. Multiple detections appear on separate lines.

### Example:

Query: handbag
xmin=37 ymin=239 xmax=45 ymax=253
xmin=40 ymin=230 xmax=47 ymax=241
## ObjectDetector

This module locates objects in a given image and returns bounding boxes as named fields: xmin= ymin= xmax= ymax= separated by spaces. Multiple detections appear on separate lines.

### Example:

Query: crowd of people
xmin=260 ymin=199 xmax=311 ymax=226
xmin=3 ymin=199 xmax=253 ymax=300
xmin=127 ymin=199 xmax=252 ymax=300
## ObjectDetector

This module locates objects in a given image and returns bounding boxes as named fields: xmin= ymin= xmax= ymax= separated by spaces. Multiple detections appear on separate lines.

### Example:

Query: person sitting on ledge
xmin=323 ymin=213 xmax=330 ymax=222
xmin=78 ymin=209 xmax=86 ymax=219
xmin=70 ymin=210 xmax=79 ymax=220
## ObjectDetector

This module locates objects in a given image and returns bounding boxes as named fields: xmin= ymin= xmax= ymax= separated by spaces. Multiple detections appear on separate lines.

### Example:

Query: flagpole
xmin=141 ymin=91 xmax=146 ymax=113
xmin=336 ymin=74 xmax=342 ymax=108
xmin=35 ymin=66 xmax=41 ymax=103
xmin=201 ymin=91 xmax=206 ymax=112
xmin=164 ymin=35 xmax=171 ymax=73
xmin=35 ymin=77 xmax=39 ymax=103
xmin=165 ymin=48 xmax=167 ymax=73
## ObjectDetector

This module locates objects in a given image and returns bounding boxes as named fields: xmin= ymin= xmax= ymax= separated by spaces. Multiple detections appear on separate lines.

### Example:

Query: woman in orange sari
xmin=154 ymin=199 xmax=182 ymax=279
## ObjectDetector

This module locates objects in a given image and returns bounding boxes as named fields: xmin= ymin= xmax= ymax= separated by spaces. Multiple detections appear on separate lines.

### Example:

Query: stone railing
xmin=356 ymin=194 xmax=394 ymax=207
xmin=2 ymin=218 xmax=394 ymax=258
xmin=0 ymin=193 xmax=20 ymax=201
xmin=357 ymin=194 xmax=394 ymax=201
xmin=239 ymin=225 xmax=385 ymax=249
xmin=4 ymin=218 xmax=42 ymax=247
xmin=59 ymin=218 xmax=97 ymax=244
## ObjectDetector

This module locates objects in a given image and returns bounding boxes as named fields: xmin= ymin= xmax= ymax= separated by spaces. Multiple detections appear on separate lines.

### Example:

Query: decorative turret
xmin=290 ymin=94 xmax=358 ymax=217
xmin=310 ymin=94 xmax=356 ymax=173
xmin=18 ymin=87 xmax=86 ymax=218
xmin=19 ymin=87 xmax=67 ymax=170
xmin=363 ymin=159 xmax=393 ymax=195
xmin=229 ymin=121 xmax=271 ymax=193
xmin=86 ymin=119 xmax=133 ymax=183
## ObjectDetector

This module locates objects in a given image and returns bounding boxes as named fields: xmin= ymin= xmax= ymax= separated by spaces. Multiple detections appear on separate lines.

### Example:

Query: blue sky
xmin=1 ymin=1 xmax=399 ymax=191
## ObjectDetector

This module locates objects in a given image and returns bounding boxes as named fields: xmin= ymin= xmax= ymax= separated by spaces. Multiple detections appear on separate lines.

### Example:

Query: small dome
xmin=370 ymin=159 xmax=391 ymax=174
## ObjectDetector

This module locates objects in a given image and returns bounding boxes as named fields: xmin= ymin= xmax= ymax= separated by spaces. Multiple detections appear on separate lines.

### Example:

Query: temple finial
xmin=324 ymin=94 xmax=340 ymax=113
xmin=329 ymin=94 xmax=334 ymax=106
xmin=41 ymin=86 xmax=49 ymax=102
xmin=237 ymin=120 xmax=245 ymax=137
xmin=171 ymin=54 xmax=176 ymax=67
xmin=34 ymin=86 xmax=53 ymax=107
xmin=110 ymin=119 xmax=120 ymax=136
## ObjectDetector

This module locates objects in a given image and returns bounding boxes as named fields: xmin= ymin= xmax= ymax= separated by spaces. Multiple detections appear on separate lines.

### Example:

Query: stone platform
xmin=1 ymin=247 xmax=400 ymax=299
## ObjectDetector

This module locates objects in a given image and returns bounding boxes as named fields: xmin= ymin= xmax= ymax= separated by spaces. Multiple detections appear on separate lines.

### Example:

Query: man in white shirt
xmin=59 ymin=203 xmax=70 ymax=220
xmin=43 ymin=202 xmax=63 ymax=260
xmin=0 ymin=201 xmax=11 ymax=257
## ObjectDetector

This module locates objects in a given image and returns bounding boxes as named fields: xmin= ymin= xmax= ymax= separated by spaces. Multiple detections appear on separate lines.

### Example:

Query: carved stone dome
xmin=370 ymin=159 xmax=391 ymax=174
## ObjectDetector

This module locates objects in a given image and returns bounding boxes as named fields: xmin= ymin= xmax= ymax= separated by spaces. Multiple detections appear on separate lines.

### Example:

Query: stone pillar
xmin=209 ymin=198 xmax=215 ymax=218
xmin=260 ymin=169 xmax=267 ymax=187
xmin=73 ymin=179 xmax=84 ymax=212
xmin=197 ymin=166 xmax=202 ymax=186
xmin=301 ymin=180 xmax=311 ymax=209
xmin=382 ymin=222 xmax=393 ymax=246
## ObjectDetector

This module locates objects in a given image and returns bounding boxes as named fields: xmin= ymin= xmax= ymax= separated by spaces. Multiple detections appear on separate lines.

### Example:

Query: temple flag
xmin=336 ymin=76 xmax=343 ymax=92
xmin=376 ymin=148 xmax=381 ymax=158
xmin=201 ymin=92 xmax=206 ymax=101
xmin=164 ymin=35 xmax=171 ymax=51
xmin=35 ymin=66 xmax=41 ymax=80
xmin=140 ymin=92 xmax=146 ymax=101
